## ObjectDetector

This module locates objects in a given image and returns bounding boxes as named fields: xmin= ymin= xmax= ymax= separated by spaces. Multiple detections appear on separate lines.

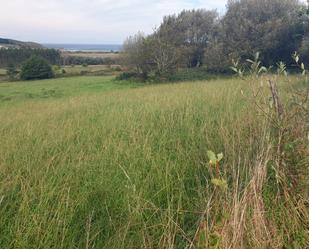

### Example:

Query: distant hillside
xmin=0 ymin=38 xmax=43 ymax=49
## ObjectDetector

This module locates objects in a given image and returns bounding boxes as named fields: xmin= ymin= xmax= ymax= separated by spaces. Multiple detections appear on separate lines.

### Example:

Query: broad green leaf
xmin=217 ymin=153 xmax=223 ymax=162
xmin=207 ymin=150 xmax=217 ymax=165
xmin=301 ymin=63 xmax=305 ymax=70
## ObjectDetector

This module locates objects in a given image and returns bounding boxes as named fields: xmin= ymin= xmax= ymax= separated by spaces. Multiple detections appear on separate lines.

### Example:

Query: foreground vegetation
xmin=0 ymin=74 xmax=307 ymax=248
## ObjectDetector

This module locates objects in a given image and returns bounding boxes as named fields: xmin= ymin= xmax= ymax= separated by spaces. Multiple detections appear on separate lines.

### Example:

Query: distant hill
xmin=0 ymin=38 xmax=43 ymax=49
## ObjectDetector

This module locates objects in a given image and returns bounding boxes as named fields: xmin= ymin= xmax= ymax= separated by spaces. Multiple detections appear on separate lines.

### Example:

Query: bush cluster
xmin=20 ymin=56 xmax=54 ymax=80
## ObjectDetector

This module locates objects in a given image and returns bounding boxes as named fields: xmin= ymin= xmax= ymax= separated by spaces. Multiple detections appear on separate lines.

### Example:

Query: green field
xmin=0 ymin=68 xmax=6 ymax=75
xmin=0 ymin=76 xmax=138 ymax=103
xmin=62 ymin=51 xmax=120 ymax=59
xmin=59 ymin=65 xmax=121 ymax=76
xmin=0 ymin=76 xmax=307 ymax=248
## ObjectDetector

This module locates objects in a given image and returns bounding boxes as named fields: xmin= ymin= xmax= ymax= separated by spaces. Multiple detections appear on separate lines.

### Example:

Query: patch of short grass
xmin=0 ymin=76 xmax=140 ymax=105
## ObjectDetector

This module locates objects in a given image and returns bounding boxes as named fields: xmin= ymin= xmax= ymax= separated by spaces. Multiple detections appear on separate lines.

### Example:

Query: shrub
xmin=52 ymin=65 xmax=61 ymax=71
xmin=20 ymin=56 xmax=54 ymax=80
xmin=168 ymin=67 xmax=221 ymax=82
xmin=113 ymin=66 xmax=122 ymax=72
xmin=116 ymin=72 xmax=137 ymax=80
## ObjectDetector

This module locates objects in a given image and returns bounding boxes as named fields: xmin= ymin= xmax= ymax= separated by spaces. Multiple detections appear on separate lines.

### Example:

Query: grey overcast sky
xmin=0 ymin=0 xmax=228 ymax=44
xmin=0 ymin=0 xmax=307 ymax=44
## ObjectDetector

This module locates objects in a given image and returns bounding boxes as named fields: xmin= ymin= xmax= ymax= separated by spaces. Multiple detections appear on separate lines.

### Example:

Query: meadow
xmin=0 ymin=75 xmax=307 ymax=248
xmin=55 ymin=65 xmax=121 ymax=77
xmin=62 ymin=51 xmax=120 ymax=59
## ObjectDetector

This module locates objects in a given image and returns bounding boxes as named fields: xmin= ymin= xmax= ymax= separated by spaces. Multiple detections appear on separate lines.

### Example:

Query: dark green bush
xmin=116 ymin=72 xmax=138 ymax=80
xmin=20 ymin=56 xmax=54 ymax=80
xmin=163 ymin=67 xmax=231 ymax=82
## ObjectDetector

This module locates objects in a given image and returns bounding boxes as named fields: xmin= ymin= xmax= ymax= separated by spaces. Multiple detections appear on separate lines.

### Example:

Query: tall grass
xmin=0 ymin=76 xmax=307 ymax=248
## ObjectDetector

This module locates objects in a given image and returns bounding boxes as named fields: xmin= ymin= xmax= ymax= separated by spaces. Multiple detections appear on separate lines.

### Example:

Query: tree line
xmin=0 ymin=48 xmax=61 ymax=67
xmin=0 ymin=48 xmax=118 ymax=68
xmin=122 ymin=0 xmax=309 ymax=79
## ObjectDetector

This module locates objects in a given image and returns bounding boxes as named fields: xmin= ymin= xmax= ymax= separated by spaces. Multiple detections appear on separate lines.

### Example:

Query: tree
xmin=122 ymin=31 xmax=180 ymax=79
xmin=296 ymin=2 xmax=309 ymax=64
xmin=222 ymin=0 xmax=303 ymax=65
xmin=204 ymin=39 xmax=231 ymax=73
xmin=121 ymin=0 xmax=307 ymax=79
xmin=148 ymin=31 xmax=180 ymax=78
xmin=157 ymin=9 xmax=219 ymax=67
xmin=122 ymin=32 xmax=152 ymax=79
xmin=20 ymin=56 xmax=54 ymax=80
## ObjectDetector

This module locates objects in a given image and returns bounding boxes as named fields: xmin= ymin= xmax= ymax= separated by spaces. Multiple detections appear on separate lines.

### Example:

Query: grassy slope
xmin=0 ymin=76 xmax=307 ymax=248
xmin=0 ymin=68 xmax=6 ymax=75
xmin=0 ymin=76 xmax=139 ymax=103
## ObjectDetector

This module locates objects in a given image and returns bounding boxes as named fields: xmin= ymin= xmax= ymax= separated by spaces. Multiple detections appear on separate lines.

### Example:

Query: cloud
xmin=0 ymin=0 xmax=228 ymax=43
xmin=0 ymin=0 xmax=305 ymax=44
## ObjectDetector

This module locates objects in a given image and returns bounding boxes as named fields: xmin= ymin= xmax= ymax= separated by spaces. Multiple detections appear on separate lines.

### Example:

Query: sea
xmin=43 ymin=43 xmax=122 ymax=52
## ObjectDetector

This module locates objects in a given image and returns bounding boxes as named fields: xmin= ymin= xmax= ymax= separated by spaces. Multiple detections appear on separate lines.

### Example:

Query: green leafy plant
xmin=277 ymin=61 xmax=288 ymax=76
xmin=207 ymin=150 xmax=227 ymax=190
xmin=231 ymin=59 xmax=244 ymax=78
xmin=246 ymin=52 xmax=267 ymax=77
xmin=293 ymin=52 xmax=307 ymax=76
xmin=207 ymin=150 xmax=223 ymax=165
